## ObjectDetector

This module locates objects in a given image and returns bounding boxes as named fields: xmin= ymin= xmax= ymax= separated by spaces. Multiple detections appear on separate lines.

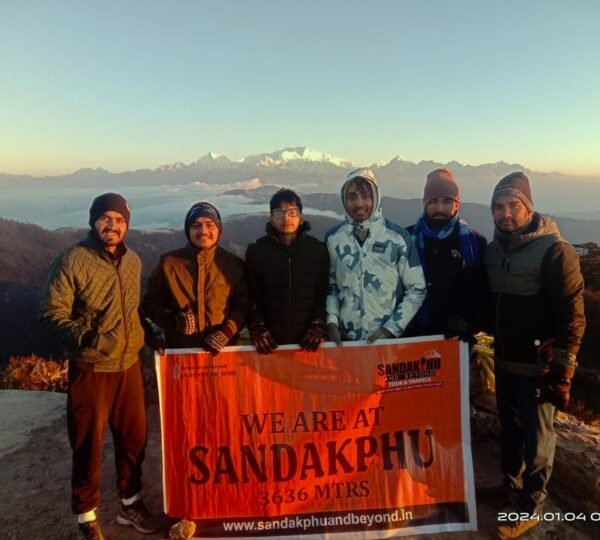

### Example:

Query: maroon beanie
xmin=89 ymin=193 xmax=131 ymax=228
xmin=423 ymin=168 xmax=459 ymax=206
xmin=491 ymin=172 xmax=533 ymax=212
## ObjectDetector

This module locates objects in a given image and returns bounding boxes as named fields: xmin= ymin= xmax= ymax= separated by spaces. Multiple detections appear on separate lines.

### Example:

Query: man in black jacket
xmin=486 ymin=173 xmax=585 ymax=539
xmin=406 ymin=168 xmax=488 ymax=341
xmin=245 ymin=189 xmax=329 ymax=353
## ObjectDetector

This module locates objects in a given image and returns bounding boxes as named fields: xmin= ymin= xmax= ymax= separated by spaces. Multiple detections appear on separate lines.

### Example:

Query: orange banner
xmin=156 ymin=337 xmax=477 ymax=538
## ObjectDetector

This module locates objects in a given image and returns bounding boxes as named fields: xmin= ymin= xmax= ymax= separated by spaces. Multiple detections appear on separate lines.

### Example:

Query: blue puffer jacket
xmin=325 ymin=177 xmax=426 ymax=341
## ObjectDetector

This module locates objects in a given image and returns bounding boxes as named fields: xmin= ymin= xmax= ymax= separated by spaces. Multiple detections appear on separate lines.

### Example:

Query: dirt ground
xmin=0 ymin=389 xmax=595 ymax=540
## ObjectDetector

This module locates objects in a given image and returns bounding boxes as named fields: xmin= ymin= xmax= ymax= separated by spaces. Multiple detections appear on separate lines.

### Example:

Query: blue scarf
xmin=411 ymin=213 xmax=480 ymax=330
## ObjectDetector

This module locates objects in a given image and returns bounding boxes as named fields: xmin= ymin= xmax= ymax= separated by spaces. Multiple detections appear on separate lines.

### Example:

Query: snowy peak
xmin=245 ymin=146 xmax=354 ymax=168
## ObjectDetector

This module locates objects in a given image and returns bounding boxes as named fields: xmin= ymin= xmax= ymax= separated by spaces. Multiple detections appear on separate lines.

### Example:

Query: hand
xmin=366 ymin=327 xmax=394 ymax=344
xmin=538 ymin=348 xmax=577 ymax=411
xmin=90 ymin=328 xmax=119 ymax=356
xmin=327 ymin=323 xmax=342 ymax=346
xmin=299 ymin=321 xmax=327 ymax=352
xmin=149 ymin=326 xmax=167 ymax=355
xmin=444 ymin=315 xmax=476 ymax=345
xmin=175 ymin=309 xmax=197 ymax=335
xmin=250 ymin=325 xmax=278 ymax=355
xmin=142 ymin=316 xmax=167 ymax=354
xmin=202 ymin=330 xmax=229 ymax=356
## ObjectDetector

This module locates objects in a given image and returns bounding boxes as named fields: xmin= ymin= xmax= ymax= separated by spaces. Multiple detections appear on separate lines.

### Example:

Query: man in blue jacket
xmin=325 ymin=168 xmax=426 ymax=344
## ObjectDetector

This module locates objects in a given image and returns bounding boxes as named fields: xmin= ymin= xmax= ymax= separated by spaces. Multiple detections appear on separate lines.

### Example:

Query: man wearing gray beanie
xmin=39 ymin=193 xmax=161 ymax=539
xmin=485 ymin=173 xmax=586 ymax=539
xmin=143 ymin=201 xmax=248 ymax=354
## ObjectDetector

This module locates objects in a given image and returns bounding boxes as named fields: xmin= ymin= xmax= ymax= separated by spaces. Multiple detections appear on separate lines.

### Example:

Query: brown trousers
xmin=67 ymin=361 xmax=147 ymax=514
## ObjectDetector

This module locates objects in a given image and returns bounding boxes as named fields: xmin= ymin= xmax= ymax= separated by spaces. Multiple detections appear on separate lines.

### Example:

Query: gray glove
xmin=366 ymin=327 xmax=394 ymax=344
xmin=327 ymin=323 xmax=342 ymax=346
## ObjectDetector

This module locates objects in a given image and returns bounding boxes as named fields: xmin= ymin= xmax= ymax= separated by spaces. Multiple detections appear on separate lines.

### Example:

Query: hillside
xmin=1 ymin=215 xmax=599 ymax=414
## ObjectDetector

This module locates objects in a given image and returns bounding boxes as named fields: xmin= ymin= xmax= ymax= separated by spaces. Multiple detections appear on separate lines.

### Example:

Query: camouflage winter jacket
xmin=325 ymin=179 xmax=426 ymax=341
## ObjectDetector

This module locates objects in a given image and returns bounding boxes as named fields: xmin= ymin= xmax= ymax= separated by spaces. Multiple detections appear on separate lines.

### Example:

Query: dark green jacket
xmin=485 ymin=213 xmax=585 ymax=376
xmin=39 ymin=233 xmax=145 ymax=372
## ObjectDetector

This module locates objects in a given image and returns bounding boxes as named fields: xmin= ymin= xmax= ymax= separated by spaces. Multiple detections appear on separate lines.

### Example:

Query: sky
xmin=1 ymin=0 xmax=599 ymax=177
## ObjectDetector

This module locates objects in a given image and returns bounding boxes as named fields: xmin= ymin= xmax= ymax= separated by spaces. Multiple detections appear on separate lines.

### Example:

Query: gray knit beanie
xmin=491 ymin=172 xmax=533 ymax=212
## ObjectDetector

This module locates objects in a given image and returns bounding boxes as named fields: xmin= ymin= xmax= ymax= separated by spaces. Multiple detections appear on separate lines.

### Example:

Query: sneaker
xmin=78 ymin=520 xmax=104 ymax=540
xmin=495 ymin=517 xmax=540 ymax=539
xmin=116 ymin=499 xmax=162 ymax=534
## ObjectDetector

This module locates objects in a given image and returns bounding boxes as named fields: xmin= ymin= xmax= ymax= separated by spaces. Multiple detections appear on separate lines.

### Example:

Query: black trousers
xmin=495 ymin=367 xmax=556 ymax=513
xmin=67 ymin=361 xmax=147 ymax=514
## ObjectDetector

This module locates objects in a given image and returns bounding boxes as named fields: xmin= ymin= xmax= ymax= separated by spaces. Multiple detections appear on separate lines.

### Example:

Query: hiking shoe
xmin=116 ymin=499 xmax=162 ymax=534
xmin=495 ymin=517 xmax=540 ymax=539
xmin=78 ymin=520 xmax=104 ymax=540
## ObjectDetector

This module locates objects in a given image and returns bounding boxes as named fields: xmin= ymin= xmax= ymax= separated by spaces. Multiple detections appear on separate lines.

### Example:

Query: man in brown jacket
xmin=39 ymin=193 xmax=160 ymax=540
xmin=143 ymin=201 xmax=248 ymax=354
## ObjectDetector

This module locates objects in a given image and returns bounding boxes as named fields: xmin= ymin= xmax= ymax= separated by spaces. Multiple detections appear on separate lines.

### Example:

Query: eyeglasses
xmin=272 ymin=208 xmax=300 ymax=218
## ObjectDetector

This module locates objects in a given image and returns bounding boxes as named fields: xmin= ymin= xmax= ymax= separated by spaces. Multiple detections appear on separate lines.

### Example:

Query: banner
xmin=156 ymin=337 xmax=477 ymax=538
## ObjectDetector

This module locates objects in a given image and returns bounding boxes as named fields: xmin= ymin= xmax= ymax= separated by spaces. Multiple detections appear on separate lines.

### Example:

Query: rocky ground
xmin=0 ymin=385 xmax=598 ymax=540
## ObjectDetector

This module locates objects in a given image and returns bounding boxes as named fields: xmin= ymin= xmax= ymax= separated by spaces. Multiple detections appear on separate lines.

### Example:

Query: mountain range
xmin=2 ymin=146 xmax=599 ymax=216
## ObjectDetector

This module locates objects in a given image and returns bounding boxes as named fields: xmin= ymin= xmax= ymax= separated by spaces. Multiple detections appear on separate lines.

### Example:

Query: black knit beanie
xmin=184 ymin=202 xmax=222 ymax=243
xmin=491 ymin=172 xmax=534 ymax=212
xmin=89 ymin=193 xmax=131 ymax=228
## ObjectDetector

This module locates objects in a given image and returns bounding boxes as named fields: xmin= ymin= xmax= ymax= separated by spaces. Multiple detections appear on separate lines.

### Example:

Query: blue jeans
xmin=495 ymin=367 xmax=557 ymax=513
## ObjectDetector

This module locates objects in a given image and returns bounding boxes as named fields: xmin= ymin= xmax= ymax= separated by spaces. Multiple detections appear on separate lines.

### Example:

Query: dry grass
xmin=0 ymin=354 xmax=68 ymax=392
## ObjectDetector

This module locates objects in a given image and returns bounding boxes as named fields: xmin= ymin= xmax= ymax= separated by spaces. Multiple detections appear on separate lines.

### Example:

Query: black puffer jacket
xmin=245 ymin=222 xmax=329 ymax=345
xmin=485 ymin=213 xmax=586 ymax=375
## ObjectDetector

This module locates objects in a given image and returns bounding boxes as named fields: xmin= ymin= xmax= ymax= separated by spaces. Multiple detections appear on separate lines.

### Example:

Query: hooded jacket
xmin=142 ymin=243 xmax=248 ymax=348
xmin=325 ymin=176 xmax=426 ymax=340
xmin=38 ymin=232 xmax=145 ymax=372
xmin=245 ymin=221 xmax=329 ymax=345
xmin=485 ymin=213 xmax=585 ymax=375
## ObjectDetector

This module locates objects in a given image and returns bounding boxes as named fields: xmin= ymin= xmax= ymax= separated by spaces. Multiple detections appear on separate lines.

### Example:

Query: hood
xmin=340 ymin=168 xmax=382 ymax=225
xmin=495 ymin=213 xmax=561 ymax=251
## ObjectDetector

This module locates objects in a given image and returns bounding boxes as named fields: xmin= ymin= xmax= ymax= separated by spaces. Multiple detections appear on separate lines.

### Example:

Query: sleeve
xmin=460 ymin=234 xmax=491 ymax=332
xmin=38 ymin=253 xmax=90 ymax=349
xmin=141 ymin=259 xmax=173 ymax=331
xmin=382 ymin=234 xmax=427 ymax=337
xmin=541 ymin=241 xmax=586 ymax=356
xmin=310 ymin=243 xmax=330 ymax=323
xmin=221 ymin=261 xmax=250 ymax=338
xmin=244 ymin=243 xmax=265 ymax=329
xmin=325 ymin=238 xmax=341 ymax=325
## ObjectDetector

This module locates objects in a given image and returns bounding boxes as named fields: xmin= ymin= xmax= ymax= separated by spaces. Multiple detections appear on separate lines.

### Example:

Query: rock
xmin=168 ymin=519 xmax=196 ymax=540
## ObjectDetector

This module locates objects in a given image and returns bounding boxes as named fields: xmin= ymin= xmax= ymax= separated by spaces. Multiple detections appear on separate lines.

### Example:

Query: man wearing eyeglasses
xmin=326 ymin=169 xmax=426 ymax=344
xmin=245 ymin=188 xmax=330 ymax=353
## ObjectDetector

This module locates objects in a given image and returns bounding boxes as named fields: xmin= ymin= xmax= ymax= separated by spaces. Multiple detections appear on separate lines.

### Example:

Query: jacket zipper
xmin=287 ymin=248 xmax=293 ymax=344
xmin=116 ymin=264 xmax=128 ymax=371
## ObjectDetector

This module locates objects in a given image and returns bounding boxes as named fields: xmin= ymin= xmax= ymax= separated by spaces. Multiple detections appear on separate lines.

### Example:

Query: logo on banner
xmin=376 ymin=349 xmax=443 ymax=392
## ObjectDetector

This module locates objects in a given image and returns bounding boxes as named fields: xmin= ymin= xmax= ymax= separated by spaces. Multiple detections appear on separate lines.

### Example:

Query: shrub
xmin=0 ymin=354 xmax=68 ymax=392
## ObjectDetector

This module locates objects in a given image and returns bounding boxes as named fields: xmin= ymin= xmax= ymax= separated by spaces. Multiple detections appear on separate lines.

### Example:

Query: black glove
xmin=299 ymin=321 xmax=327 ymax=352
xmin=202 ymin=330 xmax=230 ymax=356
xmin=366 ymin=327 xmax=394 ymax=344
xmin=145 ymin=318 xmax=167 ymax=354
xmin=444 ymin=315 xmax=476 ymax=345
xmin=250 ymin=324 xmax=278 ymax=355
xmin=327 ymin=323 xmax=342 ymax=346
xmin=175 ymin=308 xmax=197 ymax=335
xmin=538 ymin=348 xmax=577 ymax=411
